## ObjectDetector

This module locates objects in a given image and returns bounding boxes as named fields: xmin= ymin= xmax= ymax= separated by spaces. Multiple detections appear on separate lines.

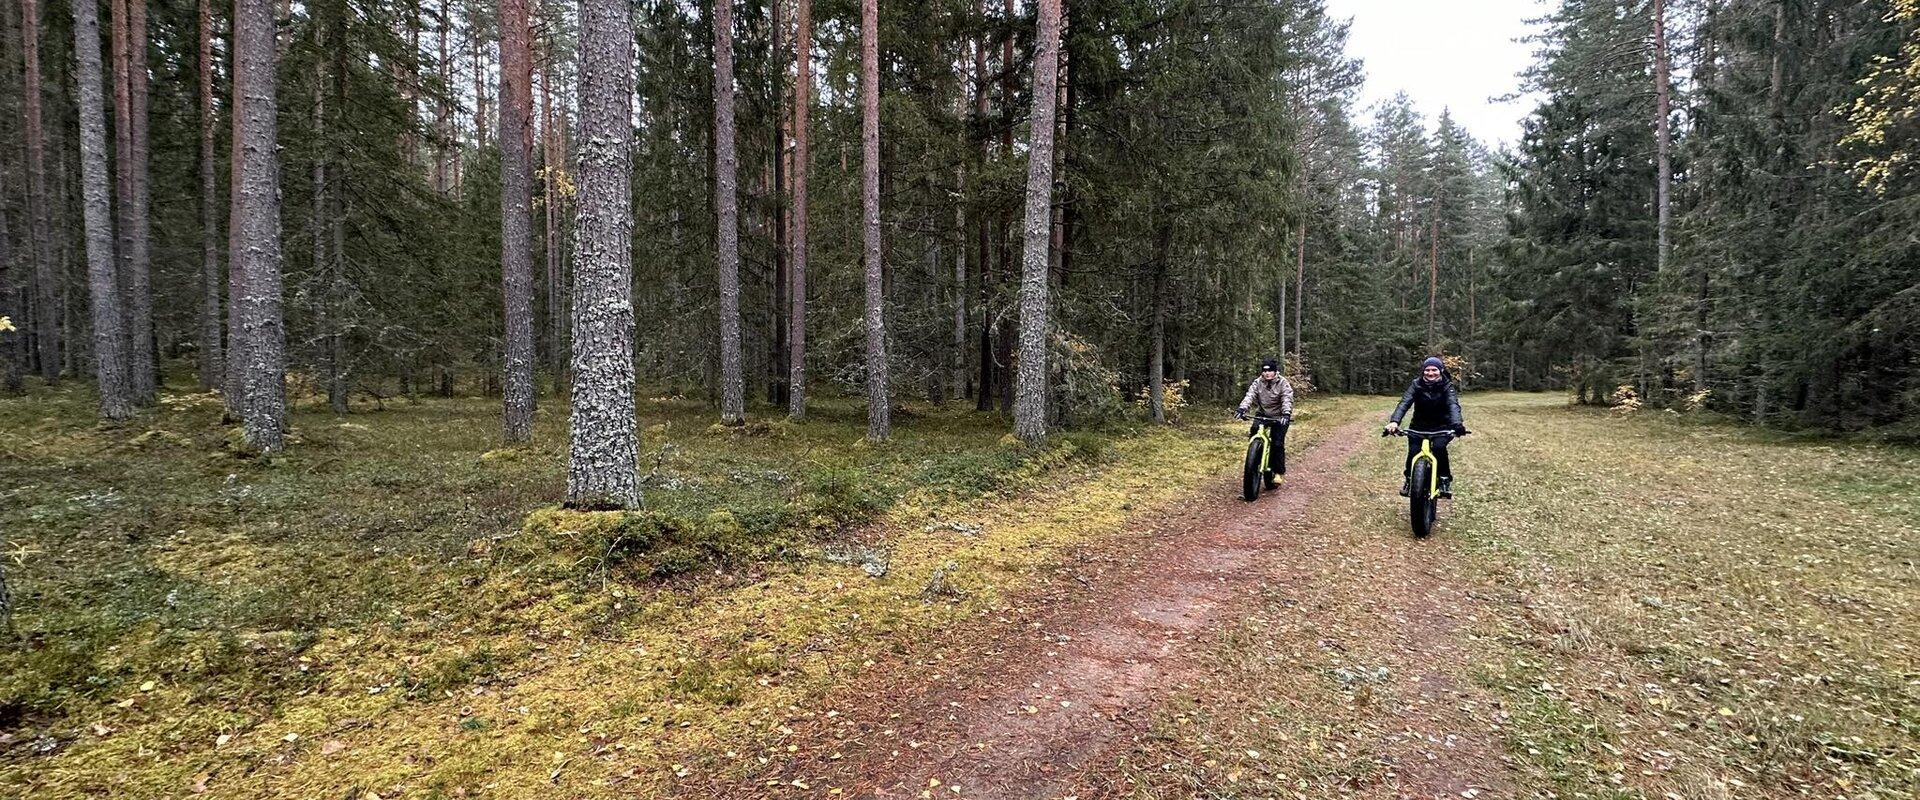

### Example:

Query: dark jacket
xmin=1388 ymin=373 xmax=1462 ymax=431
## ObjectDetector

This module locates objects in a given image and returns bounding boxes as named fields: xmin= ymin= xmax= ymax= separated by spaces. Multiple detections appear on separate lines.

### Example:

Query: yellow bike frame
xmin=1410 ymin=437 xmax=1441 ymax=499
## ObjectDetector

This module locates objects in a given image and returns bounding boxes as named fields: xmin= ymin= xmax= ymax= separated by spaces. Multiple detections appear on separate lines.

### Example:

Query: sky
xmin=1321 ymin=0 xmax=1549 ymax=148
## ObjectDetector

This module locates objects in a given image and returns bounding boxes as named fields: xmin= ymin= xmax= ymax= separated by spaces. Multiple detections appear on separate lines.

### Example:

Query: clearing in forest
xmin=2 ymin=390 xmax=1914 ymax=799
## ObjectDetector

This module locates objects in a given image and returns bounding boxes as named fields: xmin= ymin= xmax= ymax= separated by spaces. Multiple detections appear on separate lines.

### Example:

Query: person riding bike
xmin=1384 ymin=356 xmax=1469 ymax=498
xmin=1235 ymin=358 xmax=1294 ymax=490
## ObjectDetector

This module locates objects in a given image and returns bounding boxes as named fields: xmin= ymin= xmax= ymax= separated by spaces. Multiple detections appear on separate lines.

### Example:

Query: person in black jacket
xmin=1384 ymin=356 xmax=1469 ymax=498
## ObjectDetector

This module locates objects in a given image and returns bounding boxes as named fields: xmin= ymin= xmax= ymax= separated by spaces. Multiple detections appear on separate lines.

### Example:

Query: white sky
xmin=1323 ymin=0 xmax=1548 ymax=148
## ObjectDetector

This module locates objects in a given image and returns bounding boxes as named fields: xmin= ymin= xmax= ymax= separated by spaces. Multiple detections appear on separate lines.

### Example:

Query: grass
xmin=1094 ymin=392 xmax=1919 ymax=799
xmin=0 ymin=380 xmax=1352 ymax=798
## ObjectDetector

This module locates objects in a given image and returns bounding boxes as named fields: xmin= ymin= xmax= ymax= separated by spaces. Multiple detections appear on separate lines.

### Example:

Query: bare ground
xmin=683 ymin=417 xmax=1517 ymax=799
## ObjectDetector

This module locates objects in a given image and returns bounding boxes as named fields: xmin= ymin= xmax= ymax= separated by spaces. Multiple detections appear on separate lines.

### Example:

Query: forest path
xmin=690 ymin=414 xmax=1514 ymax=799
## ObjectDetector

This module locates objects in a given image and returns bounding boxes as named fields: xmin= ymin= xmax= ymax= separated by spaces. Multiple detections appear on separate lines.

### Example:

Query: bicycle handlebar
xmin=1384 ymin=428 xmax=1468 ymax=438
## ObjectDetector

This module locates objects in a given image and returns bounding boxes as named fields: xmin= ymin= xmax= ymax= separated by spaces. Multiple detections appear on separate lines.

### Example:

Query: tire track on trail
xmin=687 ymin=416 xmax=1387 ymax=799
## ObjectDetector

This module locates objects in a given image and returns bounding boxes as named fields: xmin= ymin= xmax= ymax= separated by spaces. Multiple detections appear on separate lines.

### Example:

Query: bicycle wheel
xmin=1242 ymin=438 xmax=1265 ymax=501
xmin=1409 ymin=459 xmax=1435 ymax=538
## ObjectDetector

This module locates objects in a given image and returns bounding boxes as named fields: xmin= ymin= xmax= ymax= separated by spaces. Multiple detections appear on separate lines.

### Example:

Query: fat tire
xmin=1242 ymin=438 xmax=1265 ymax=501
xmin=1410 ymin=460 xmax=1435 ymax=538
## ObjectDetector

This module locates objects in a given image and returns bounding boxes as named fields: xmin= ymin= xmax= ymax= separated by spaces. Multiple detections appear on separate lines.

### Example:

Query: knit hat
xmin=1422 ymin=356 xmax=1444 ymax=370
xmin=1260 ymin=358 xmax=1280 ymax=371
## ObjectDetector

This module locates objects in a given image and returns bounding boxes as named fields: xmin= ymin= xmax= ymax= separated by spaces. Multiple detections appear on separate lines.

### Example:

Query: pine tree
xmin=713 ymin=0 xmax=744 ymax=425
xmin=859 ymin=0 xmax=888 ymax=441
xmin=786 ymin=0 xmax=810 ymax=421
xmin=500 ymin=0 xmax=536 ymax=441
xmin=232 ymin=0 xmax=286 ymax=449
xmin=197 ymin=0 xmax=223 ymax=390
xmin=1013 ymin=0 xmax=1063 ymax=444
xmin=568 ymin=0 xmax=638 ymax=508
xmin=72 ymin=0 xmax=133 ymax=420
xmin=21 ymin=0 xmax=59 ymax=384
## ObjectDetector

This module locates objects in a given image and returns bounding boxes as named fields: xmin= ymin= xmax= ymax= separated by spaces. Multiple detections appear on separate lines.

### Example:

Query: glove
xmin=1279 ymin=415 xmax=1292 ymax=427
xmin=1235 ymin=407 xmax=1249 ymax=420
xmin=1454 ymin=424 xmax=1470 ymax=436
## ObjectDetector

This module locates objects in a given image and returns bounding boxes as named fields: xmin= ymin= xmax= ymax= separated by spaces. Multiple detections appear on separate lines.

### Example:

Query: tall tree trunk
xmin=1013 ymin=0 xmax=1062 ymax=444
xmin=567 ymin=0 xmax=637 ymax=508
xmin=232 ymin=0 xmax=285 ymax=449
xmin=1294 ymin=218 xmax=1304 ymax=359
xmin=953 ymin=164 xmax=967 ymax=399
xmin=859 ymin=0 xmax=888 ymax=440
xmin=72 ymin=0 xmax=132 ymax=419
xmin=21 ymin=0 xmax=59 ymax=384
xmin=310 ymin=45 xmax=330 ymax=411
xmin=435 ymin=0 xmax=452 ymax=193
xmin=1426 ymin=216 xmax=1438 ymax=353
xmin=1652 ymin=0 xmax=1672 ymax=283
xmin=1147 ymin=220 xmax=1170 ymax=424
xmin=197 ymin=0 xmax=223 ymax=390
xmin=713 ymin=0 xmax=744 ymax=424
xmin=786 ymin=0 xmax=810 ymax=420
xmin=972 ymin=0 xmax=992 ymax=411
xmin=0 ymin=159 xmax=16 ymax=393
xmin=223 ymin=0 xmax=244 ymax=417
xmin=325 ymin=10 xmax=348 ymax=413
xmin=110 ymin=0 xmax=153 ymax=403
xmin=541 ymin=61 xmax=565 ymax=391
xmin=499 ymin=0 xmax=535 ymax=441
xmin=767 ymin=0 xmax=786 ymax=406
xmin=994 ymin=0 xmax=1014 ymax=413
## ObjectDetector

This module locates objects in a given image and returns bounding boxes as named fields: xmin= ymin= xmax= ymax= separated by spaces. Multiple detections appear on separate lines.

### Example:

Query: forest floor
xmin=1 ymin=387 xmax=1914 ymax=799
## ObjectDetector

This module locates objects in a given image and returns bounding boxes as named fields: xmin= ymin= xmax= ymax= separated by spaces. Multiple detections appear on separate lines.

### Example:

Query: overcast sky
xmin=1322 ymin=0 xmax=1548 ymax=148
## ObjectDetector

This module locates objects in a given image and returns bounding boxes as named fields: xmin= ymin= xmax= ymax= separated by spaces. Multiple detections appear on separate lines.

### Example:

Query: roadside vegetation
xmin=0 ymin=384 xmax=1365 ymax=797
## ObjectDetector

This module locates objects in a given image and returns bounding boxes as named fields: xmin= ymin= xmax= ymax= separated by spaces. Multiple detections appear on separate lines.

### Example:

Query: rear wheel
xmin=1409 ymin=459 xmax=1436 ymax=538
xmin=1242 ymin=438 xmax=1265 ymax=501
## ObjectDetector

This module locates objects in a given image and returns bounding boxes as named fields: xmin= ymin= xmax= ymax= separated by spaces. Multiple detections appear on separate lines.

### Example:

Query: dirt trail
xmin=689 ymin=417 xmax=1511 ymax=799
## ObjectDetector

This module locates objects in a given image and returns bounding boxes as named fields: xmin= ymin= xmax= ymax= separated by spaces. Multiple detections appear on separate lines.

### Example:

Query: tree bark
xmin=223 ymin=0 xmax=245 ymax=417
xmin=111 ymin=0 xmax=154 ymax=403
xmin=499 ymin=0 xmax=535 ymax=441
xmin=713 ymin=0 xmax=744 ymax=424
xmin=1426 ymin=216 xmax=1438 ymax=353
xmin=73 ymin=0 xmax=133 ymax=419
xmin=994 ymin=0 xmax=1014 ymax=413
xmin=21 ymin=0 xmax=59 ymax=384
xmin=1294 ymin=218 xmax=1305 ymax=359
xmin=1013 ymin=0 xmax=1062 ymax=443
xmin=859 ymin=0 xmax=888 ymax=440
xmin=311 ymin=43 xmax=330 ymax=411
xmin=568 ymin=0 xmax=638 ymax=508
xmin=1652 ymin=0 xmax=1672 ymax=281
xmin=1147 ymin=221 xmax=1170 ymax=424
xmin=197 ymin=0 xmax=223 ymax=390
xmin=953 ymin=164 xmax=968 ymax=399
xmin=786 ymin=0 xmax=811 ymax=420
xmin=232 ymin=0 xmax=285 ymax=449
xmin=972 ymin=0 xmax=992 ymax=411
xmin=435 ymin=0 xmax=452 ymax=193
xmin=541 ymin=61 xmax=566 ymax=391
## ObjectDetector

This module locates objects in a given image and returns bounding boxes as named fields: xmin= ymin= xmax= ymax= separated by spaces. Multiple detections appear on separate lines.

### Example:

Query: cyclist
xmin=1235 ymin=358 xmax=1294 ymax=490
xmin=1384 ymin=356 xmax=1469 ymax=498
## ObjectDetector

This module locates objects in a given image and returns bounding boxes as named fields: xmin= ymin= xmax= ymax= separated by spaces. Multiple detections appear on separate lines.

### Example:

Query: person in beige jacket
xmin=1235 ymin=358 xmax=1294 ymax=489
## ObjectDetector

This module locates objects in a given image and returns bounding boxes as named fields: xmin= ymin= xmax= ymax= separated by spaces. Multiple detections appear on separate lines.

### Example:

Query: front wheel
xmin=1242 ymin=438 xmax=1265 ymax=501
xmin=1409 ymin=459 xmax=1437 ymax=538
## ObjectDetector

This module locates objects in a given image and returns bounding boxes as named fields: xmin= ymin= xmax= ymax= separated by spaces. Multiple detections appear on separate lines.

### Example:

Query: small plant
xmin=1609 ymin=384 xmax=1642 ymax=415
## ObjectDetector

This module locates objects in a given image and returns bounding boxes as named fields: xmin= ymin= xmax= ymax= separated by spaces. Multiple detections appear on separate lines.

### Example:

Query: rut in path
xmin=690 ymin=418 xmax=1509 ymax=799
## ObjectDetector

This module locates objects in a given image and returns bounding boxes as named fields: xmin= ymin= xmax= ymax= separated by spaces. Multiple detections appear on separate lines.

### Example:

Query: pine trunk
xmin=567 ymin=0 xmax=638 ymax=508
xmin=541 ymin=63 xmax=566 ymax=391
xmin=232 ymin=0 xmax=285 ymax=450
xmin=197 ymin=0 xmax=223 ymax=390
xmin=1426 ymin=217 xmax=1438 ymax=353
xmin=1013 ymin=0 xmax=1063 ymax=443
xmin=72 ymin=0 xmax=133 ymax=419
xmin=859 ymin=0 xmax=888 ymax=440
xmin=1147 ymin=222 xmax=1170 ymax=424
xmin=714 ymin=0 xmax=744 ymax=424
xmin=21 ymin=0 xmax=59 ymax=384
xmin=786 ymin=0 xmax=811 ymax=420
xmin=972 ymin=0 xmax=992 ymax=411
xmin=952 ymin=165 xmax=968 ymax=399
xmin=1294 ymin=219 xmax=1305 ymax=359
xmin=499 ymin=0 xmax=535 ymax=441
xmin=1653 ymin=0 xmax=1672 ymax=279
xmin=111 ymin=0 xmax=154 ymax=403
